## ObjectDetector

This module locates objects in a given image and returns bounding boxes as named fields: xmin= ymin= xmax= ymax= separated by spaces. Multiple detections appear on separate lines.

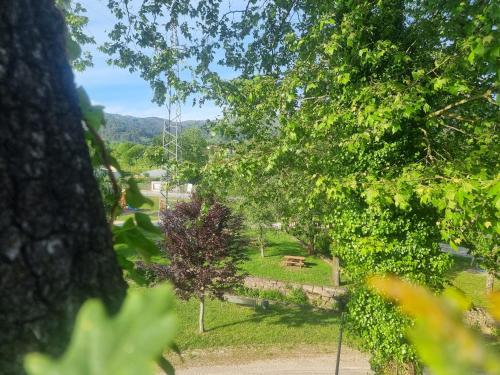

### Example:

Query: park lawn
xmin=241 ymin=230 xmax=497 ymax=308
xmin=447 ymin=255 xmax=499 ymax=307
xmin=174 ymin=297 xmax=348 ymax=352
xmin=240 ymin=230 xmax=339 ymax=287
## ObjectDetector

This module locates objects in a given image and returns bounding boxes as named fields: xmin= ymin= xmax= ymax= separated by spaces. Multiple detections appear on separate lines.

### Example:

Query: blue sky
xmin=75 ymin=1 xmax=233 ymax=120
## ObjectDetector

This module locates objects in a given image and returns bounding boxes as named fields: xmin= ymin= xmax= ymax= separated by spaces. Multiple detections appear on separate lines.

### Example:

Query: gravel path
xmin=176 ymin=347 xmax=372 ymax=375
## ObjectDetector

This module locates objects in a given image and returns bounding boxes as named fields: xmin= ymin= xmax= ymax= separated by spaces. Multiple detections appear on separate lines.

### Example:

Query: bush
xmin=334 ymin=205 xmax=451 ymax=372
xmin=233 ymin=286 xmax=311 ymax=306
xmin=258 ymin=289 xmax=286 ymax=301
xmin=287 ymin=287 xmax=309 ymax=305
xmin=232 ymin=285 xmax=260 ymax=298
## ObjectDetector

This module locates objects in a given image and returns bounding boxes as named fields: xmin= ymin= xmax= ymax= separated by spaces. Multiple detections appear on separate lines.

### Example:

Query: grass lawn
xmin=240 ymin=230 xmax=344 ymax=287
xmin=174 ymin=297 xmax=347 ymax=352
xmin=447 ymin=255 xmax=499 ymax=307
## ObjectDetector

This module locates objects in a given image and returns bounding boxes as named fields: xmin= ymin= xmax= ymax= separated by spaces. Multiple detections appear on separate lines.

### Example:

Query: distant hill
xmin=101 ymin=113 xmax=208 ymax=144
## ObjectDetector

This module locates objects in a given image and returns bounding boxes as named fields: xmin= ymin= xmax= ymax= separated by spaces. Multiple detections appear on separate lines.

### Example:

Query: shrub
xmin=287 ymin=287 xmax=309 ymax=305
xmin=259 ymin=289 xmax=286 ymax=302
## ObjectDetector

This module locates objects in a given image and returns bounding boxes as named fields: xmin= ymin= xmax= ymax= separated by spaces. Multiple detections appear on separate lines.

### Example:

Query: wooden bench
xmin=282 ymin=255 xmax=306 ymax=268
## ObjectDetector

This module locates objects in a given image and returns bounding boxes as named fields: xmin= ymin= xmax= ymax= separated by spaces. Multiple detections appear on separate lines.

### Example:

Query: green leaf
xmin=77 ymin=87 xmax=105 ymax=131
xmin=25 ymin=285 xmax=177 ymax=375
xmin=135 ymin=212 xmax=162 ymax=235
xmin=115 ymin=250 xmax=147 ymax=285
xmin=157 ymin=357 xmax=175 ymax=375
xmin=394 ymin=193 xmax=409 ymax=209
xmin=126 ymin=178 xmax=153 ymax=208
xmin=115 ymin=227 xmax=160 ymax=261
xmin=66 ymin=38 xmax=82 ymax=63
xmin=412 ymin=69 xmax=425 ymax=80
xmin=113 ymin=217 xmax=136 ymax=233
xmin=338 ymin=73 xmax=351 ymax=85
xmin=365 ymin=188 xmax=379 ymax=204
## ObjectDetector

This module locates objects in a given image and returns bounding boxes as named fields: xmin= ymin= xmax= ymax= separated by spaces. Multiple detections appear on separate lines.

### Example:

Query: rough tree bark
xmin=0 ymin=1 xmax=127 ymax=373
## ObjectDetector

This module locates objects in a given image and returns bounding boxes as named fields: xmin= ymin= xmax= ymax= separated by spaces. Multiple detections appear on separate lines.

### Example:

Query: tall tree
xmin=0 ymin=1 xmax=126 ymax=373
xmin=143 ymin=195 xmax=245 ymax=333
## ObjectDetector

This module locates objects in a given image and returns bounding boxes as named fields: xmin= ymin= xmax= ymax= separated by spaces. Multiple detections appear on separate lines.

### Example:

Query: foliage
xmin=140 ymin=195 xmax=246 ymax=331
xmin=101 ymin=0 xmax=498 ymax=370
xmin=178 ymin=128 xmax=209 ymax=183
xmin=93 ymin=167 xmax=116 ymax=217
xmin=109 ymin=142 xmax=162 ymax=173
xmin=181 ymin=1 xmax=498 ymax=369
xmin=155 ymin=195 xmax=246 ymax=300
xmin=24 ymin=285 xmax=177 ymax=375
xmin=287 ymin=288 xmax=309 ymax=306
xmin=114 ymin=213 xmax=163 ymax=283
xmin=56 ymin=0 xmax=94 ymax=71
xmin=109 ymin=127 xmax=210 ymax=177
xmin=370 ymin=276 xmax=500 ymax=375
xmin=234 ymin=285 xmax=309 ymax=306
xmin=229 ymin=172 xmax=280 ymax=257
xmin=102 ymin=0 xmax=300 ymax=104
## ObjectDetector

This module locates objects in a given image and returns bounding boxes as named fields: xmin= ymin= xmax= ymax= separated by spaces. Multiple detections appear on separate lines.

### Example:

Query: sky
xmin=75 ymin=1 xmax=232 ymax=120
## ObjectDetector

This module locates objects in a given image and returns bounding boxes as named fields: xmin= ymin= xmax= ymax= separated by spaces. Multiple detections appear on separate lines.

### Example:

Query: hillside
xmin=101 ymin=113 xmax=207 ymax=143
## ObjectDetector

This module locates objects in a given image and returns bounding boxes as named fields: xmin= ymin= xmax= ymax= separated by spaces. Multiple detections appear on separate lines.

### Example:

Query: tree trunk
xmin=486 ymin=270 xmax=495 ymax=294
xmin=307 ymin=226 xmax=316 ymax=256
xmin=199 ymin=295 xmax=205 ymax=333
xmin=332 ymin=256 xmax=341 ymax=287
xmin=259 ymin=225 xmax=265 ymax=257
xmin=0 ymin=2 xmax=127 ymax=373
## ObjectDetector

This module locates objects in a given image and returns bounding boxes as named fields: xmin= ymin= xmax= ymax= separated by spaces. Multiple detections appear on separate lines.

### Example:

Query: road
xmin=141 ymin=189 xmax=191 ymax=199
xmin=175 ymin=348 xmax=372 ymax=375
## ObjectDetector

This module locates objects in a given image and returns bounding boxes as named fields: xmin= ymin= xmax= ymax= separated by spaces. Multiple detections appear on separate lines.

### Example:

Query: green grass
xmin=175 ymin=297 xmax=345 ymax=351
xmin=240 ymin=230 xmax=341 ymax=286
xmin=447 ymin=255 xmax=499 ymax=307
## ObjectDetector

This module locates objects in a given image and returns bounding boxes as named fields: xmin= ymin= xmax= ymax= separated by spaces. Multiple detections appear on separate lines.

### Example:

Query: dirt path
xmin=174 ymin=346 xmax=372 ymax=375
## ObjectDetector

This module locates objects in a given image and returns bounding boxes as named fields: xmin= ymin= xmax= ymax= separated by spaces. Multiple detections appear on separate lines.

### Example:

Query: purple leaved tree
xmin=144 ymin=195 xmax=246 ymax=333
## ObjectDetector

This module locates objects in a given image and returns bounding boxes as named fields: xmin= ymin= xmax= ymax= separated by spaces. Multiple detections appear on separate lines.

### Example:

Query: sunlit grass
xmin=447 ymin=255 xmax=499 ymax=307
xmin=174 ymin=297 xmax=346 ymax=351
xmin=240 ymin=230 xmax=341 ymax=286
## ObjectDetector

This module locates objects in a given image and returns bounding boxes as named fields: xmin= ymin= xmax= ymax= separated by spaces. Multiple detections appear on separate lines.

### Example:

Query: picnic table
xmin=282 ymin=255 xmax=306 ymax=268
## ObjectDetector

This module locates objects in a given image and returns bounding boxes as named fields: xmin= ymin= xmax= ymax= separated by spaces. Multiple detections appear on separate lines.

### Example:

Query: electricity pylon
xmin=159 ymin=21 xmax=182 ymax=213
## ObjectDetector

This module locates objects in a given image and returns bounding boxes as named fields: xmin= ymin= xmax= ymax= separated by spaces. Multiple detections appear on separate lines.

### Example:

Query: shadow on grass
xmin=208 ymin=304 xmax=341 ymax=332
xmin=245 ymin=241 xmax=306 ymax=258
xmin=446 ymin=254 xmax=481 ymax=279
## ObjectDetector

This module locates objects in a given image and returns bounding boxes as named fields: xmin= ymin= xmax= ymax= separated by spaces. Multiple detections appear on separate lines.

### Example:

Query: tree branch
xmin=429 ymin=90 xmax=492 ymax=118
xmin=84 ymin=121 xmax=121 ymax=227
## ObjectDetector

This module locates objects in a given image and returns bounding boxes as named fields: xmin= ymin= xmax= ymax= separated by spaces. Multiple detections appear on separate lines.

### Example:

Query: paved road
xmin=176 ymin=349 xmax=372 ymax=375
xmin=141 ymin=189 xmax=191 ymax=199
